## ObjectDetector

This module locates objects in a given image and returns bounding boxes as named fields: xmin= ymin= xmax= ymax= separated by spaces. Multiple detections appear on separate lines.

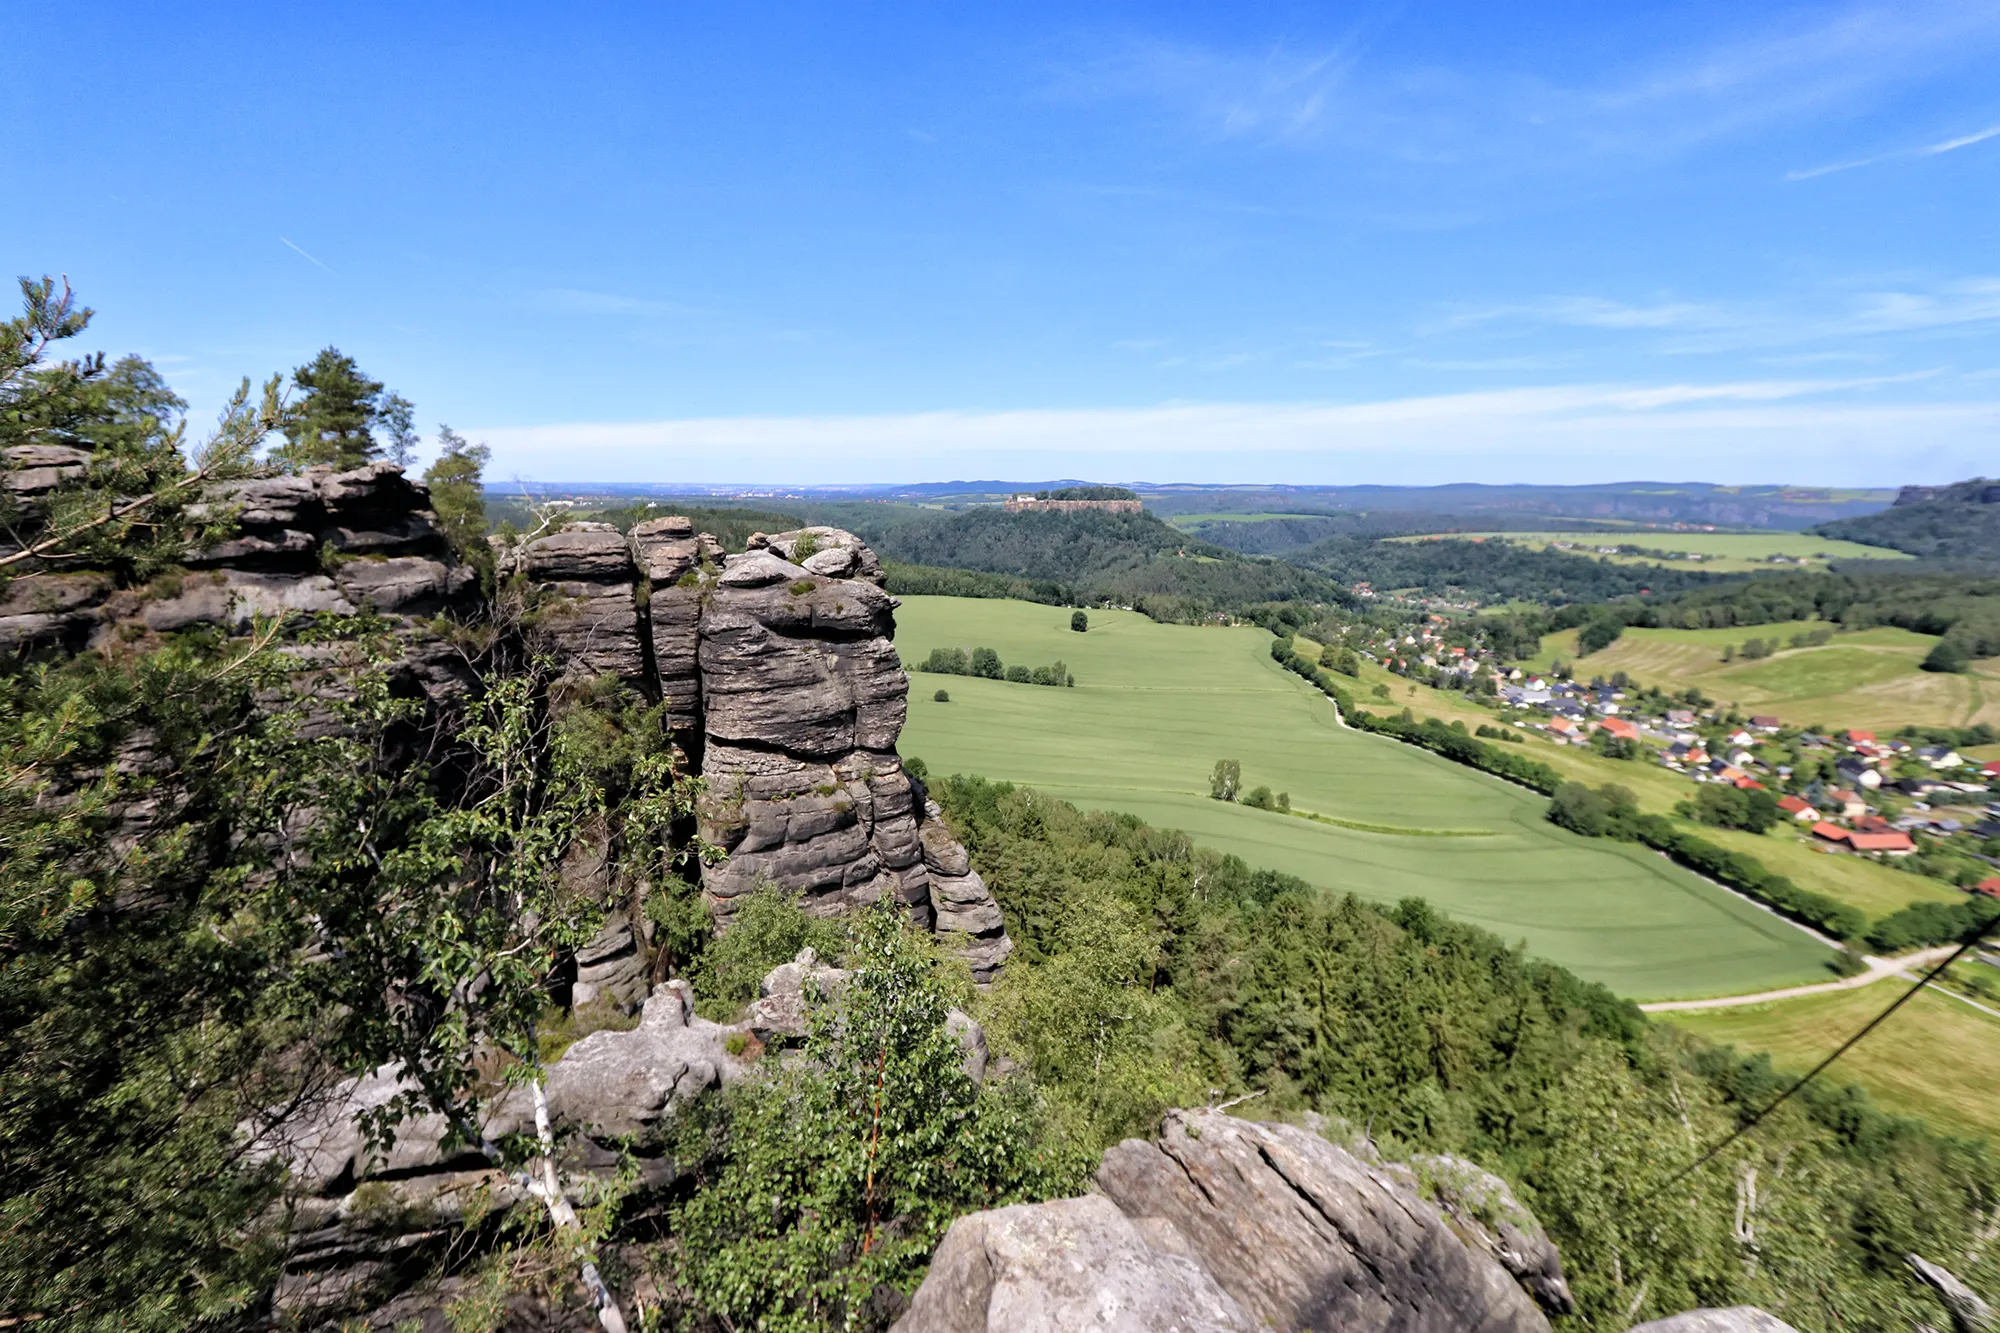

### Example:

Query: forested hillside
xmin=1814 ymin=479 xmax=2000 ymax=563
xmin=925 ymin=773 xmax=2000 ymax=1331
xmin=1604 ymin=568 xmax=2000 ymax=665
xmin=873 ymin=508 xmax=1349 ymax=620
xmin=1295 ymin=532 xmax=1717 ymax=604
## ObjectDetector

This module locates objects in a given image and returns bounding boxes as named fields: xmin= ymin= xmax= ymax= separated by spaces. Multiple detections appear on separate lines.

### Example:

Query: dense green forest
xmin=908 ymin=774 xmax=2000 ymax=1331
xmin=1295 ymin=533 xmax=1718 ymax=603
xmin=1175 ymin=510 xmax=1470 ymax=554
xmin=1600 ymin=568 xmax=2000 ymax=662
xmin=1814 ymin=481 xmax=2000 ymax=563
xmin=869 ymin=508 xmax=1349 ymax=620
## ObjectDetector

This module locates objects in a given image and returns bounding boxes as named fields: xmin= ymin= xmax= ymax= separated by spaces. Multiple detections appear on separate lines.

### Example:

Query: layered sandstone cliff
xmin=499 ymin=518 xmax=1011 ymax=981
xmin=4 ymin=462 xmax=1012 ymax=984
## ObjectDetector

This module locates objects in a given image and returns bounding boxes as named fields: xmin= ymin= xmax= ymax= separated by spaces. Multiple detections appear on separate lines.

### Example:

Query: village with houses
xmin=1343 ymin=615 xmax=2000 ymax=902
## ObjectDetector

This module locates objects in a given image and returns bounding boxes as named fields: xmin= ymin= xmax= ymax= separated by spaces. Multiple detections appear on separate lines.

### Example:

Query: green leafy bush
xmin=663 ymin=903 xmax=1087 ymax=1328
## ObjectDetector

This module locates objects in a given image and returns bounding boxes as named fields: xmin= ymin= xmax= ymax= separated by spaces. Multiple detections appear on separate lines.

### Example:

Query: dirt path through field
xmin=1641 ymin=945 xmax=1958 ymax=1011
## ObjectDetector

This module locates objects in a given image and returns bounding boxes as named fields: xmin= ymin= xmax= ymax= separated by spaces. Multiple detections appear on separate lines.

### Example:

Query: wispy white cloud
xmin=1786 ymin=120 xmax=2000 ymax=180
xmin=472 ymin=377 xmax=1998 ymax=486
xmin=1427 ymin=296 xmax=1736 ymax=335
xmin=1048 ymin=3 xmax=2000 ymax=173
xmin=1426 ymin=278 xmax=2000 ymax=353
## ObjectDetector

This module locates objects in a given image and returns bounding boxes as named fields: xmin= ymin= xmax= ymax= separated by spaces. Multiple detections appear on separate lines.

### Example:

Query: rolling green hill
xmin=873 ymin=508 xmax=1347 ymax=620
xmin=1814 ymin=478 xmax=2000 ymax=562
xmin=1528 ymin=621 xmax=2000 ymax=731
xmin=893 ymin=595 xmax=1832 ymax=1000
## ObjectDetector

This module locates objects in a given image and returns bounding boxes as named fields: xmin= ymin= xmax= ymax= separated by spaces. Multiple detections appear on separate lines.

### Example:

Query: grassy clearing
xmin=1525 ymin=624 xmax=2000 ymax=732
xmin=1392 ymin=530 xmax=1908 ymax=573
xmin=1666 ymin=984 xmax=2000 ymax=1140
xmin=895 ymin=596 xmax=1833 ymax=1000
xmin=1335 ymin=654 xmax=1962 ymax=920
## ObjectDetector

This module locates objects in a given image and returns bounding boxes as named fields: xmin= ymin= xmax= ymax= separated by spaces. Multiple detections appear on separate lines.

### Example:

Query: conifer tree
xmin=276 ymin=346 xmax=387 ymax=469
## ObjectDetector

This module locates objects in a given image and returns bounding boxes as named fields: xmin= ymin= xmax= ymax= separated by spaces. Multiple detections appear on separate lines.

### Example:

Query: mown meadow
xmin=893 ymin=595 xmax=1832 ymax=1000
xmin=1668 ymin=985 xmax=2000 ymax=1139
xmin=1526 ymin=621 xmax=2000 ymax=732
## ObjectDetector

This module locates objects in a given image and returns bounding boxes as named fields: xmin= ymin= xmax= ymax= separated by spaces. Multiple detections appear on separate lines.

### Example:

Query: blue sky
xmin=7 ymin=1 xmax=1998 ymax=485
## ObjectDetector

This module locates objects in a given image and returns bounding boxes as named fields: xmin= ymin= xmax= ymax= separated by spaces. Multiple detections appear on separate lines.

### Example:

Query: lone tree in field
xmin=1209 ymin=758 xmax=1241 ymax=802
xmin=1070 ymin=610 xmax=1088 ymax=632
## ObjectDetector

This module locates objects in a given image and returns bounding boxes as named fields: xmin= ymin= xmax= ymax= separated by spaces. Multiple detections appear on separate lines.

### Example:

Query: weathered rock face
xmin=493 ymin=517 xmax=1011 ymax=981
xmin=1 ymin=461 xmax=476 ymax=657
xmin=514 ymin=523 xmax=651 ymax=692
xmin=895 ymin=1108 xmax=1567 ymax=1333
xmin=630 ymin=515 xmax=719 ymax=733
xmin=687 ymin=529 xmax=1012 ymax=981
xmin=267 ymin=978 xmax=751 ymax=1321
xmin=5 ymin=457 xmax=1012 ymax=992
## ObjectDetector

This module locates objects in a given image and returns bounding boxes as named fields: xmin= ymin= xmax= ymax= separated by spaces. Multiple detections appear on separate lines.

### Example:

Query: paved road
xmin=1641 ymin=945 xmax=1960 ymax=1012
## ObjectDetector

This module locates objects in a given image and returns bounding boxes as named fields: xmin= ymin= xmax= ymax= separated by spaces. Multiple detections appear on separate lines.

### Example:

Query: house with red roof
xmin=1600 ymin=717 xmax=1640 ymax=742
xmin=1975 ymin=877 xmax=2000 ymax=900
xmin=1827 ymin=788 xmax=1867 ymax=818
xmin=1777 ymin=795 xmax=1817 ymax=822
xmin=1849 ymin=830 xmax=1915 ymax=856
xmin=1845 ymin=729 xmax=1875 ymax=745
xmin=1811 ymin=822 xmax=1851 ymax=845
xmin=1750 ymin=715 xmax=1782 ymax=733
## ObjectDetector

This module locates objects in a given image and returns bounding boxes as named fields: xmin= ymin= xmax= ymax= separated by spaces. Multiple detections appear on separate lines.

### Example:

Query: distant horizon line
xmin=478 ymin=478 xmax=1913 ymax=496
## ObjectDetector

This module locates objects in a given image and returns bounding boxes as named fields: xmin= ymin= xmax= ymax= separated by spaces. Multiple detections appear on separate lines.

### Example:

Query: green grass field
xmin=1667 ymin=985 xmax=2000 ymax=1140
xmin=1393 ymin=530 xmax=1908 ymax=573
xmin=894 ymin=596 xmax=1833 ymax=1001
xmin=1525 ymin=623 xmax=2000 ymax=732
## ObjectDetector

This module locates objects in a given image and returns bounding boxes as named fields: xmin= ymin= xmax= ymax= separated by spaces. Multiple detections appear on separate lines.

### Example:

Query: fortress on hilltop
xmin=1003 ymin=487 xmax=1143 ymax=514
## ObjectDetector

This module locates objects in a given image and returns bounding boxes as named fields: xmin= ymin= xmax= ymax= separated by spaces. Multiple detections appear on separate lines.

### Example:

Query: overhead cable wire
xmin=1645 ymin=922 xmax=1995 ymax=1202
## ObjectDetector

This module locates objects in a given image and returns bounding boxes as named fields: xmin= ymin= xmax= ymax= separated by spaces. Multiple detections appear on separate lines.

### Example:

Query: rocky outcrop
xmin=5 ymin=454 xmax=1013 ymax=989
xmin=630 ymin=514 xmax=720 ymax=733
xmin=514 ymin=523 xmax=650 ymax=692
xmin=895 ymin=1108 xmax=1568 ymax=1333
xmin=493 ymin=516 xmax=1011 ymax=984
xmin=690 ymin=528 xmax=1011 ymax=981
xmin=268 ymin=978 xmax=750 ymax=1321
xmin=1909 ymin=1254 xmax=1996 ymax=1333
xmin=1 ymin=461 xmax=476 ymax=656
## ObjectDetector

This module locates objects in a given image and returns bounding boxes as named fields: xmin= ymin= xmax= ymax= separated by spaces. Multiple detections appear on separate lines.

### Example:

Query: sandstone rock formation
xmin=895 ymin=1108 xmax=1569 ymax=1333
xmin=485 ymin=515 xmax=1012 ymax=981
xmin=2 ymin=461 xmax=477 ymax=657
xmin=269 ymin=978 xmax=750 ymax=1320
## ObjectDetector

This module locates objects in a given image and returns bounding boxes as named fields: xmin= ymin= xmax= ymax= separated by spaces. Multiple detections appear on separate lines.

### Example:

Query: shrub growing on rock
xmin=662 ymin=902 xmax=1086 ymax=1326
